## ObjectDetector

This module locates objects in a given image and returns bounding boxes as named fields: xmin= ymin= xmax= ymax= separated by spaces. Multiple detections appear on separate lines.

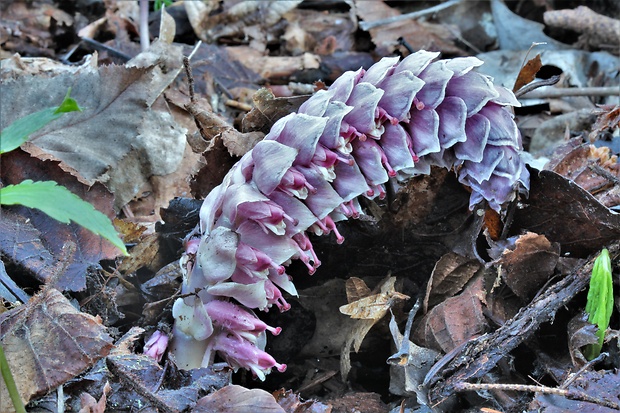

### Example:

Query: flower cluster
xmin=170 ymin=51 xmax=529 ymax=378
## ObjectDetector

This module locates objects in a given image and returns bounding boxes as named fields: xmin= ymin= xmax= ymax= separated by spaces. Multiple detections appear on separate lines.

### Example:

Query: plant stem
xmin=0 ymin=344 xmax=26 ymax=413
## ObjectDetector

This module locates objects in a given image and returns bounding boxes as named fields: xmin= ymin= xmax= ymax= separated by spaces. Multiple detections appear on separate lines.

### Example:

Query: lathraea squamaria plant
xmin=167 ymin=50 xmax=529 ymax=380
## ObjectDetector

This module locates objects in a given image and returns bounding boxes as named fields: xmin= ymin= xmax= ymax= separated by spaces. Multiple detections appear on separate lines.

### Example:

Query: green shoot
xmin=584 ymin=248 xmax=614 ymax=360
xmin=0 ymin=89 xmax=81 ymax=154
xmin=0 ymin=344 xmax=26 ymax=413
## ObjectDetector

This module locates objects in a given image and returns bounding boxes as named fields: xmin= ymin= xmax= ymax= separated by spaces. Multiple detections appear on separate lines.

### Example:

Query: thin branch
xmin=455 ymin=381 xmax=620 ymax=411
xmin=359 ymin=0 xmax=464 ymax=31
xmin=519 ymin=86 xmax=620 ymax=99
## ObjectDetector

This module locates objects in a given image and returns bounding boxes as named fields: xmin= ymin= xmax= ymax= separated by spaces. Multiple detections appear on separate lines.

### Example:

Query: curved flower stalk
xmin=170 ymin=51 xmax=529 ymax=378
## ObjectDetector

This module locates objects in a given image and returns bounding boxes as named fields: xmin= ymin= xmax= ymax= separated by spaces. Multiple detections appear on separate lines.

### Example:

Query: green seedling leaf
xmin=0 ymin=180 xmax=128 ymax=256
xmin=584 ymin=248 xmax=613 ymax=360
xmin=0 ymin=89 xmax=82 ymax=154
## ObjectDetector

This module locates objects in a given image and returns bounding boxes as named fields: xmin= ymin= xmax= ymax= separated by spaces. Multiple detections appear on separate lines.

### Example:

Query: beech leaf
xmin=0 ymin=180 xmax=127 ymax=255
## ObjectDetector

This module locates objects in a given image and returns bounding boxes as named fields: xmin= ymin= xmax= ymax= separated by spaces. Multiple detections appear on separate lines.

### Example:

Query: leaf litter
xmin=0 ymin=1 xmax=619 ymax=412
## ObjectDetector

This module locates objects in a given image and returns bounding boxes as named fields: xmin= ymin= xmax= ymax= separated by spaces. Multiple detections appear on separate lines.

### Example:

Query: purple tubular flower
xmin=144 ymin=330 xmax=169 ymax=362
xmin=171 ymin=52 xmax=529 ymax=377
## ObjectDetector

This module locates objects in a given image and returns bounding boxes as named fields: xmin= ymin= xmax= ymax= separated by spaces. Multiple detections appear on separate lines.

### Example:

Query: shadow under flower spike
xmin=170 ymin=51 xmax=530 ymax=379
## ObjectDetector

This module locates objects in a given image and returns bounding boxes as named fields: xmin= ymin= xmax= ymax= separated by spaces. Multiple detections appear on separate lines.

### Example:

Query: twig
xmin=359 ymin=0 xmax=464 ymax=31
xmin=519 ymin=86 xmax=620 ymax=99
xmin=454 ymin=381 xmax=620 ymax=411
xmin=514 ymin=76 xmax=561 ymax=98
xmin=80 ymin=37 xmax=133 ymax=61
xmin=561 ymin=352 xmax=607 ymax=389
xmin=139 ymin=0 xmax=150 ymax=51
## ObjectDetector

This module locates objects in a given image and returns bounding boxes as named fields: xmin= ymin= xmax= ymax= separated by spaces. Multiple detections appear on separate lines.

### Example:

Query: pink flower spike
xmin=323 ymin=216 xmax=344 ymax=244
xmin=213 ymin=333 xmax=287 ymax=380
xmin=236 ymin=242 xmax=286 ymax=274
xmin=144 ymin=330 xmax=169 ymax=363
xmin=205 ymin=300 xmax=282 ymax=336
xmin=265 ymin=280 xmax=291 ymax=312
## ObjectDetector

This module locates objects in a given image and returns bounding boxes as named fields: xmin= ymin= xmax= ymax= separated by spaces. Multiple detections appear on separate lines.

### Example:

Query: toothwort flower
xmin=170 ymin=51 xmax=529 ymax=378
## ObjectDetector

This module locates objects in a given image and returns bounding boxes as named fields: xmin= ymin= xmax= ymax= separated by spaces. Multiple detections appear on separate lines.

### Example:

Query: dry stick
xmin=359 ymin=0 xmax=464 ymax=31
xmin=515 ymin=76 xmax=561 ymax=98
xmin=519 ymin=86 xmax=620 ymax=99
xmin=454 ymin=381 xmax=620 ymax=411
xmin=426 ymin=242 xmax=620 ymax=407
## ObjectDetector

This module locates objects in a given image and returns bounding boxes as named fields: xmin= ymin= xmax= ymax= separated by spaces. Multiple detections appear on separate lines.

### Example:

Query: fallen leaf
xmin=490 ymin=0 xmax=569 ymax=51
xmin=513 ymin=54 xmax=543 ymax=92
xmin=0 ymin=288 xmax=113 ymax=411
xmin=416 ymin=275 xmax=487 ymax=353
xmin=513 ymin=169 xmax=620 ymax=257
xmin=79 ymin=381 xmax=111 ymax=413
xmin=194 ymin=384 xmax=285 ymax=413
xmin=387 ymin=311 xmax=440 ymax=400
xmin=272 ymin=388 xmax=332 ymax=413
xmin=355 ymin=0 xmax=463 ymax=56
xmin=567 ymin=312 xmax=600 ymax=367
xmin=340 ymin=276 xmax=409 ymax=379
xmin=498 ymin=232 xmax=560 ymax=301
xmin=423 ymin=252 xmax=481 ymax=313
xmin=0 ymin=149 xmax=121 ymax=291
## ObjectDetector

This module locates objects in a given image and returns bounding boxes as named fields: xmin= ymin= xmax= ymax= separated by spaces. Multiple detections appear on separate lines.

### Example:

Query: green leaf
xmin=584 ymin=248 xmax=613 ymax=360
xmin=0 ymin=180 xmax=128 ymax=256
xmin=0 ymin=89 xmax=82 ymax=154
xmin=0 ymin=344 xmax=26 ymax=413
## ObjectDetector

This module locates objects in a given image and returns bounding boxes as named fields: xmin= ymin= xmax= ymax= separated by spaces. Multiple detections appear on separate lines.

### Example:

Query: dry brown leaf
xmin=194 ymin=385 xmax=285 ymax=413
xmin=0 ymin=288 xmax=113 ymax=411
xmin=345 ymin=276 xmax=372 ymax=304
xmin=513 ymin=54 xmax=543 ymax=92
xmin=272 ymin=388 xmax=332 ymax=413
xmin=498 ymin=232 xmax=560 ymax=301
xmin=79 ymin=381 xmax=111 ymax=413
xmin=416 ymin=275 xmax=487 ymax=353
xmin=196 ymin=1 xmax=303 ymax=43
xmin=354 ymin=0 xmax=463 ymax=56
xmin=423 ymin=252 xmax=481 ymax=313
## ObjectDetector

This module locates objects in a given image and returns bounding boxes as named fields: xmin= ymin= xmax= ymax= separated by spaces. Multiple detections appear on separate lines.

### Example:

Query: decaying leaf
xmin=0 ymin=288 xmax=113 ymax=411
xmin=416 ymin=275 xmax=487 ymax=353
xmin=195 ymin=1 xmax=303 ymax=43
xmin=79 ymin=381 xmax=111 ymax=413
xmin=194 ymin=384 xmax=285 ymax=413
xmin=567 ymin=312 xmax=600 ymax=367
xmin=355 ymin=0 xmax=463 ymax=56
xmin=545 ymin=138 xmax=620 ymax=209
xmin=530 ymin=369 xmax=620 ymax=412
xmin=513 ymin=169 xmax=620 ymax=257
xmin=423 ymin=252 xmax=481 ymax=313
xmin=498 ymin=232 xmax=560 ymax=301
xmin=272 ymin=388 xmax=332 ymax=413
